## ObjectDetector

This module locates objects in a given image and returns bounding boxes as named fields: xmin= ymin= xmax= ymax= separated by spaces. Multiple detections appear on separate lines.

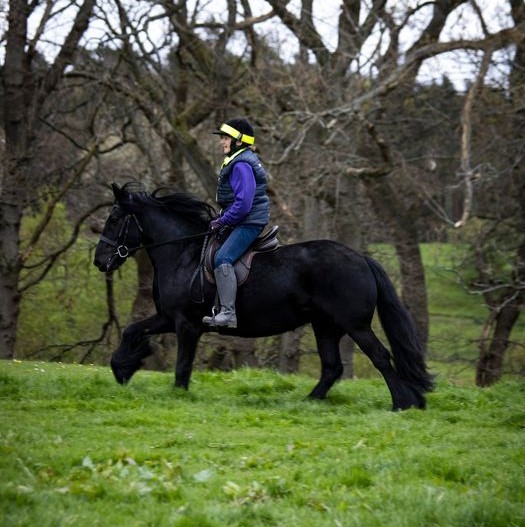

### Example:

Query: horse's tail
xmin=365 ymin=256 xmax=434 ymax=393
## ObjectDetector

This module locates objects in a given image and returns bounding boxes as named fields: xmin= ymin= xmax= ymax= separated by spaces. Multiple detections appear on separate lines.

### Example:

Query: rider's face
xmin=219 ymin=135 xmax=232 ymax=154
xmin=220 ymin=135 xmax=242 ymax=155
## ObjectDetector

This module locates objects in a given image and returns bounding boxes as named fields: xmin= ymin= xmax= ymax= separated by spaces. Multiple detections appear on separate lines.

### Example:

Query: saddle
xmin=204 ymin=225 xmax=280 ymax=286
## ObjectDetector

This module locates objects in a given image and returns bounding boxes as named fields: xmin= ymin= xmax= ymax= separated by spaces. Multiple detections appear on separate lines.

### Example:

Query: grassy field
xmin=1 ymin=360 xmax=524 ymax=527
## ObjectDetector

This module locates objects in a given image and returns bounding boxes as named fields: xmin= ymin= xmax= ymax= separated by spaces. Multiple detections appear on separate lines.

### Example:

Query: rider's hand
xmin=209 ymin=218 xmax=232 ymax=242
xmin=209 ymin=218 xmax=223 ymax=232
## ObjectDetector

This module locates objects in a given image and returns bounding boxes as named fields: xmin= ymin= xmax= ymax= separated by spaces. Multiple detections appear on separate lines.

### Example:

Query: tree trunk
xmin=131 ymin=251 xmax=155 ymax=322
xmin=1 ymin=0 xmax=95 ymax=359
xmin=0 ymin=194 xmax=22 ymax=358
xmin=395 ymin=239 xmax=429 ymax=347
xmin=278 ymin=329 xmax=302 ymax=374
xmin=365 ymin=177 xmax=429 ymax=349
xmin=201 ymin=334 xmax=258 ymax=370
xmin=231 ymin=338 xmax=258 ymax=368
xmin=475 ymin=0 xmax=525 ymax=385
xmin=1 ymin=0 xmax=27 ymax=358
xmin=476 ymin=290 xmax=524 ymax=386
xmin=339 ymin=336 xmax=354 ymax=379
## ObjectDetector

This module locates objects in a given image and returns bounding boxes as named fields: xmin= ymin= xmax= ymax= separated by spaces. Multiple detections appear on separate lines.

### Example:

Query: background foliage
xmin=1 ymin=0 xmax=524 ymax=385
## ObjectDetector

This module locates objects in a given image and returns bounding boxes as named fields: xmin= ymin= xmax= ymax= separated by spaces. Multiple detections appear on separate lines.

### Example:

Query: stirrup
xmin=202 ymin=313 xmax=217 ymax=326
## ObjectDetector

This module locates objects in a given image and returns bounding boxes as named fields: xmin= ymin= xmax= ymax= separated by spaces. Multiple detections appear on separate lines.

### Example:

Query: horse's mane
xmin=122 ymin=183 xmax=216 ymax=227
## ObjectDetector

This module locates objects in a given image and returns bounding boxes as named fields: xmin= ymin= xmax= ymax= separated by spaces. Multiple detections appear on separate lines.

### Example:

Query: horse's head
xmin=93 ymin=183 xmax=143 ymax=272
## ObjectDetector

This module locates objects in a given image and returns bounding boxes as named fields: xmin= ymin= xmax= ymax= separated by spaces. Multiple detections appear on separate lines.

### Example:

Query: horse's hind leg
xmin=349 ymin=327 xmax=425 ymax=410
xmin=308 ymin=321 xmax=344 ymax=399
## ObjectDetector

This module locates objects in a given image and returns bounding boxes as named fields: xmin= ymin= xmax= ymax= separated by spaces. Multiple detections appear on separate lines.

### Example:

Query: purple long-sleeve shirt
xmin=220 ymin=161 xmax=256 ymax=226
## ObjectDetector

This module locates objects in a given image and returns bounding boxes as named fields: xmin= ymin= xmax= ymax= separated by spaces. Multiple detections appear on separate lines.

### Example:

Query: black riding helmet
xmin=212 ymin=117 xmax=255 ymax=146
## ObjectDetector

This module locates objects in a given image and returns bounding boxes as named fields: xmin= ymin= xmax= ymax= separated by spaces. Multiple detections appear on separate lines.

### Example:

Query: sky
xmin=243 ymin=0 xmax=513 ymax=90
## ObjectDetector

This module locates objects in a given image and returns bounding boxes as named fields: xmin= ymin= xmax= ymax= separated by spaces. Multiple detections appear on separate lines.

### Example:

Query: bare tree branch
xmin=19 ymin=201 xmax=111 ymax=292
xmin=28 ymin=272 xmax=121 ymax=363
xmin=19 ymin=142 xmax=98 ymax=266
xmin=34 ymin=0 xmax=96 ymax=122
xmin=454 ymin=48 xmax=493 ymax=228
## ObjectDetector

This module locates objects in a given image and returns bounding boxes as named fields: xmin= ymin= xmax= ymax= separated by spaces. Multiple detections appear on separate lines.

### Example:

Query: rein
xmin=101 ymin=212 xmax=209 ymax=258
xmin=100 ymin=210 xmax=211 ymax=302
xmin=128 ymin=230 xmax=211 ymax=254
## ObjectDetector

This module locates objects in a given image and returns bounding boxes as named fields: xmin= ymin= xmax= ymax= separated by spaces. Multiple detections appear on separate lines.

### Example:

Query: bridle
xmin=99 ymin=205 xmax=210 ymax=271
xmin=99 ymin=210 xmax=143 ymax=260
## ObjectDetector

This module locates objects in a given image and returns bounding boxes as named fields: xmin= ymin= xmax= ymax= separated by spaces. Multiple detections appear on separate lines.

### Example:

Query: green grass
xmin=1 ymin=361 xmax=524 ymax=526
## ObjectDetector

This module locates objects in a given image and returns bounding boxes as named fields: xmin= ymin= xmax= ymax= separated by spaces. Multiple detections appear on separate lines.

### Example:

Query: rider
xmin=202 ymin=117 xmax=270 ymax=328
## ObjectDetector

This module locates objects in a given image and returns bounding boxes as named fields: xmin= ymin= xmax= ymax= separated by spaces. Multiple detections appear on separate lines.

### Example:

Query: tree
xmin=255 ymin=0 xmax=469 ymax=347
xmin=3 ymin=0 xmax=523 ymax=382
xmin=473 ymin=0 xmax=525 ymax=385
xmin=259 ymin=0 xmax=524 ymax=354
xmin=1 ymin=0 xmax=96 ymax=358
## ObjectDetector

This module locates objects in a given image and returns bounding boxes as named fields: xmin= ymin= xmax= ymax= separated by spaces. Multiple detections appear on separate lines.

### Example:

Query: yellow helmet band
xmin=219 ymin=123 xmax=255 ymax=145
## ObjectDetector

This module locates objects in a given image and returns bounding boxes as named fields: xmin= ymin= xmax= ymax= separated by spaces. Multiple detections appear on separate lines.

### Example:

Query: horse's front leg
xmin=174 ymin=320 xmax=202 ymax=390
xmin=111 ymin=314 xmax=174 ymax=384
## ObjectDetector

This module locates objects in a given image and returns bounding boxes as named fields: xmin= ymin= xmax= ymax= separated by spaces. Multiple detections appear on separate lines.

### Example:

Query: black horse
xmin=94 ymin=183 xmax=433 ymax=410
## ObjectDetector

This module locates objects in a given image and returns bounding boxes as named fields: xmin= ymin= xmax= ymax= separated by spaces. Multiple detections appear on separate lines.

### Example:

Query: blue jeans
xmin=214 ymin=224 xmax=264 ymax=268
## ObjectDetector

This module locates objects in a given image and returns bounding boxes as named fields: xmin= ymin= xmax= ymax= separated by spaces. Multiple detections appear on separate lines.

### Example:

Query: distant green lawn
xmin=1 ymin=361 xmax=524 ymax=527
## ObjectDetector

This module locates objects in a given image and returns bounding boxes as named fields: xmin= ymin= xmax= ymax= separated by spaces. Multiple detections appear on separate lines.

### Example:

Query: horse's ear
xmin=111 ymin=182 xmax=127 ymax=204
xmin=111 ymin=182 xmax=121 ymax=198
xmin=111 ymin=182 xmax=134 ymax=207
